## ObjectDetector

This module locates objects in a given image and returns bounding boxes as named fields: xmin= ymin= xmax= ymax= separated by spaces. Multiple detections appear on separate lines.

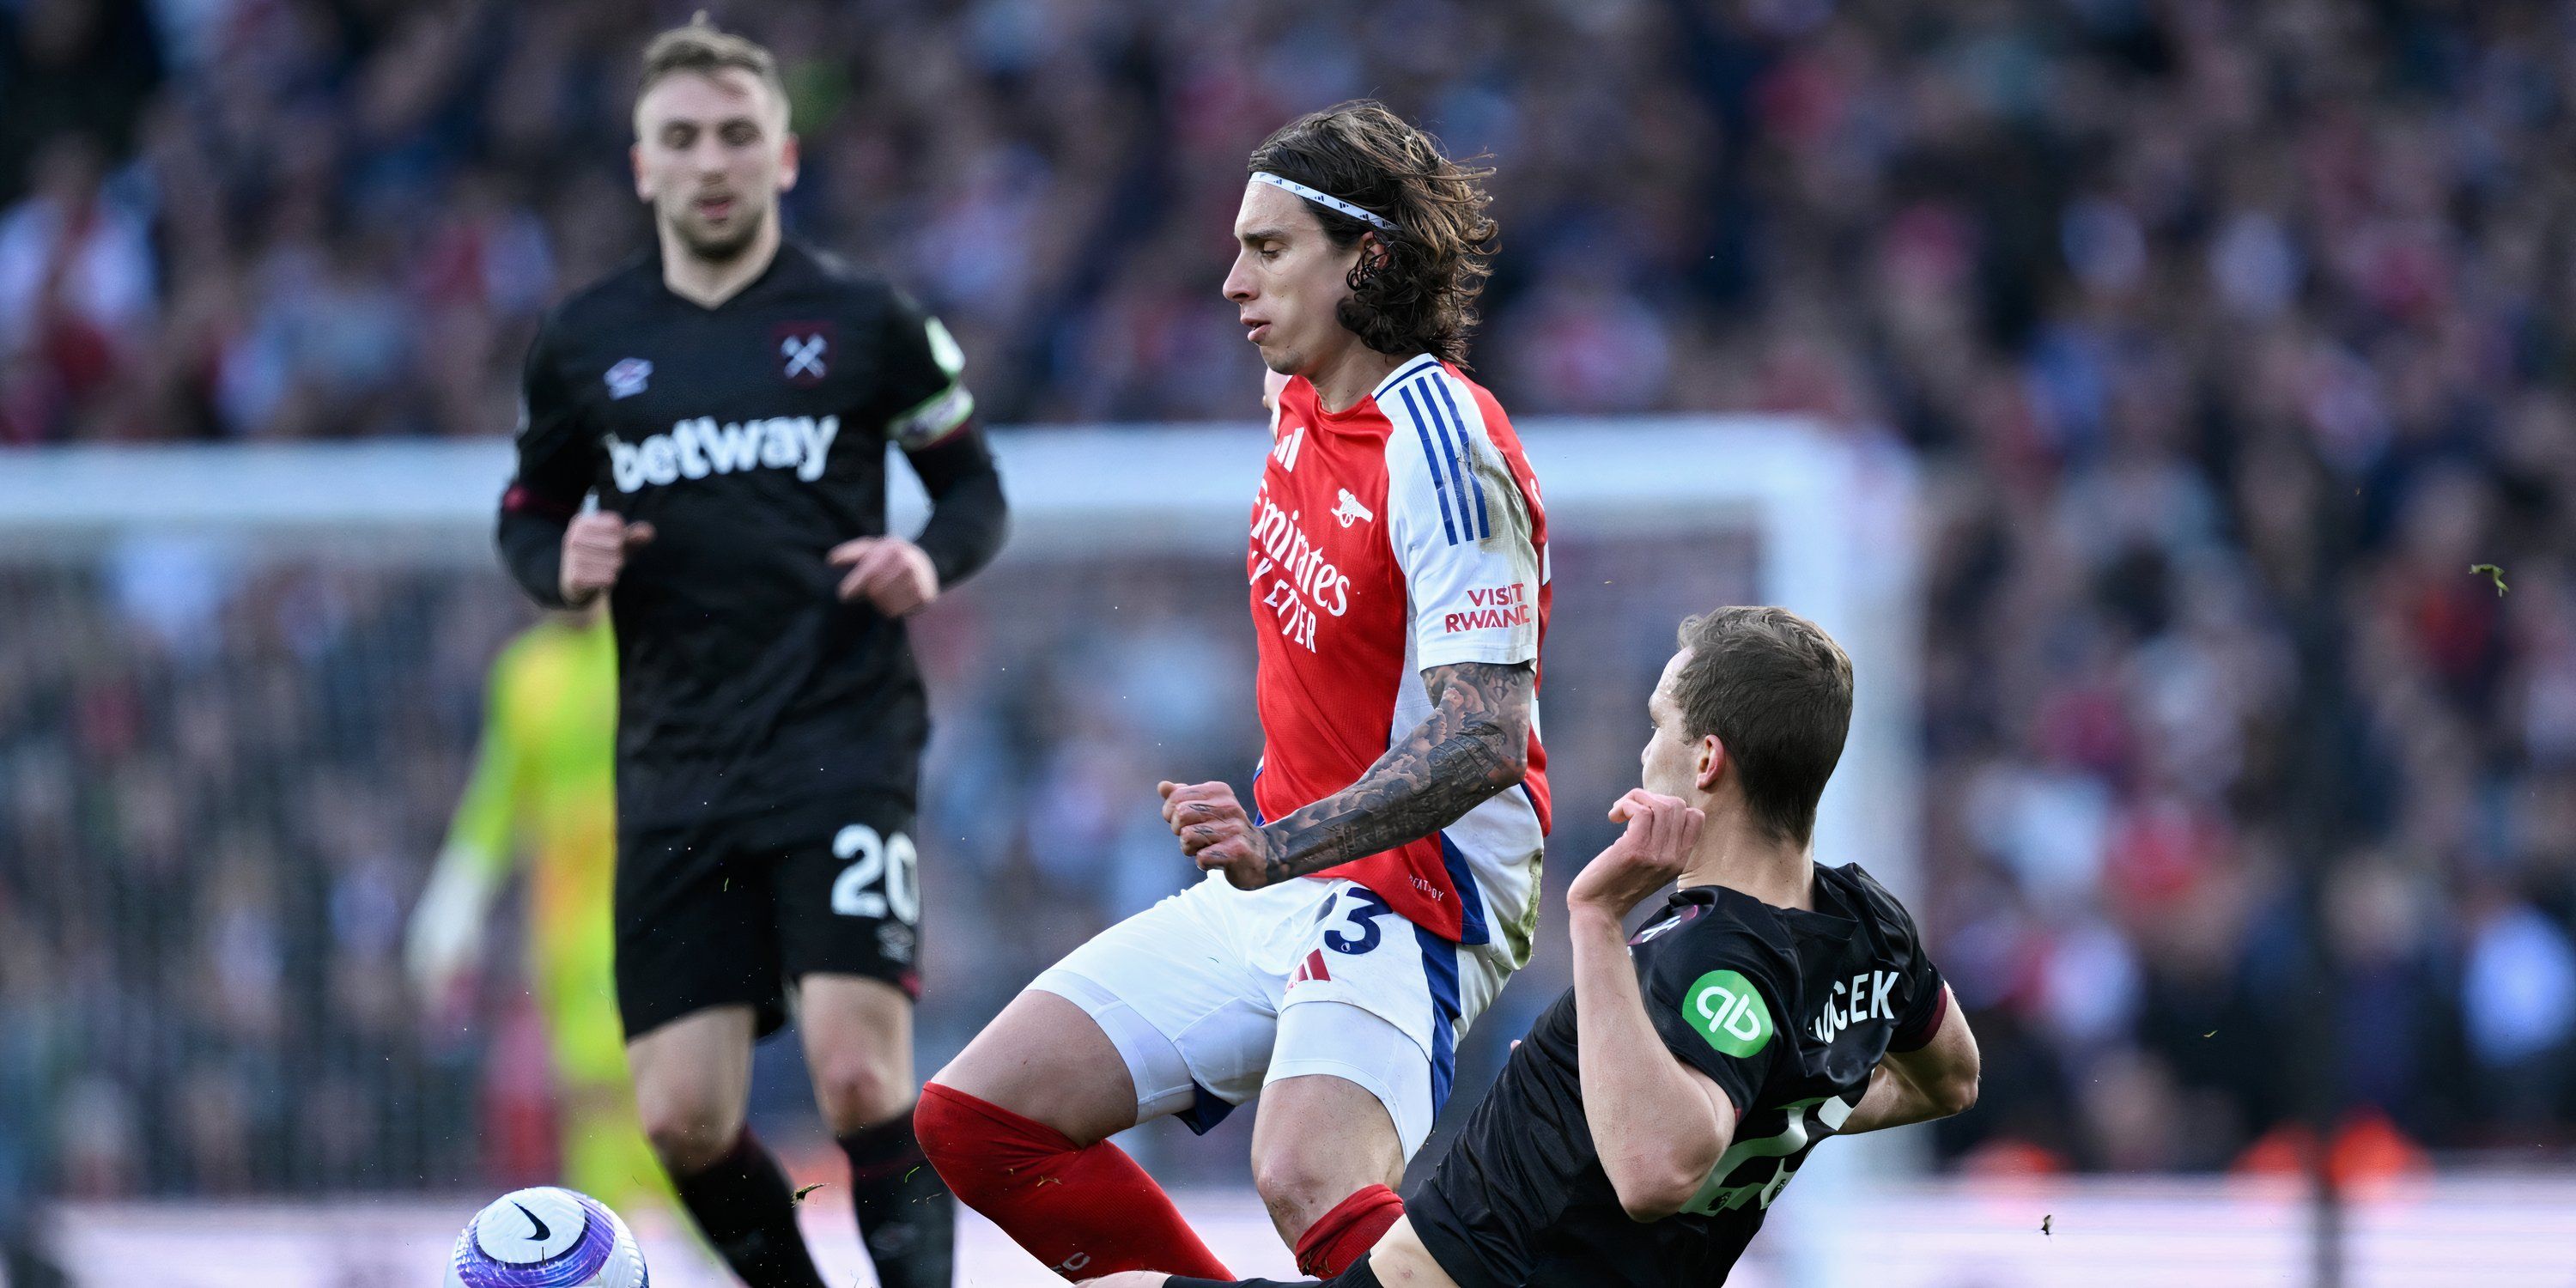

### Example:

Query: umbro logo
xmin=877 ymin=922 xmax=915 ymax=963
xmin=605 ymin=358 xmax=652 ymax=399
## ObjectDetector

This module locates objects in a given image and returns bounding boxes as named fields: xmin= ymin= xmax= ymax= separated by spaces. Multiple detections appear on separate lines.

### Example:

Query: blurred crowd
xmin=0 ymin=532 xmax=1752 ymax=1195
xmin=4 ymin=0 xmax=2575 ymax=1199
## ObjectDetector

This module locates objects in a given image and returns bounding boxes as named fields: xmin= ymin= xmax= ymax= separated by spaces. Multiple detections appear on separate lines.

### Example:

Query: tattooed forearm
xmin=1256 ymin=660 xmax=1534 ymax=885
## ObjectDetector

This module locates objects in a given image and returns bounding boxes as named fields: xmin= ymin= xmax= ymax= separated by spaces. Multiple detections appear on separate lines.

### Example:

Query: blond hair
xmin=637 ymin=14 xmax=787 ymax=125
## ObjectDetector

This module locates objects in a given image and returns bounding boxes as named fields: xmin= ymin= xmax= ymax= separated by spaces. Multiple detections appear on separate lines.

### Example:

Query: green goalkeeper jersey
xmin=442 ymin=615 xmax=621 ymax=1075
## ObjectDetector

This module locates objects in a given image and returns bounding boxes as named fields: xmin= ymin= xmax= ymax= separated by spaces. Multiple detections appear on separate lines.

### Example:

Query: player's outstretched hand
xmin=1567 ymin=789 xmax=1704 ymax=920
xmin=1159 ymin=779 xmax=1275 ymax=890
xmin=829 ymin=536 xmax=940 ymax=617
xmin=560 ymin=512 xmax=654 ymax=607
xmin=404 ymin=895 xmax=482 ymax=1017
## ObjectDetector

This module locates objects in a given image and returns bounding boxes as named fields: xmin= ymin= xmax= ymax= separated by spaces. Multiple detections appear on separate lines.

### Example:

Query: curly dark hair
xmin=1247 ymin=101 xmax=1498 ymax=366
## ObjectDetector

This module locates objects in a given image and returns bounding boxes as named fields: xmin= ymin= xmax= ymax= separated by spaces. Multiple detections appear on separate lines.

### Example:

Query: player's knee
xmin=1250 ymin=1140 xmax=1361 ymax=1235
xmin=811 ymin=1048 xmax=909 ymax=1133
xmin=638 ymin=1091 xmax=743 ymax=1176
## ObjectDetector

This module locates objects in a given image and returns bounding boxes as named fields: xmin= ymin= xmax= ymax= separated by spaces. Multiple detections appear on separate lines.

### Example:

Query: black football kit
xmin=1409 ymin=862 xmax=1947 ymax=1285
xmin=497 ymin=240 xmax=1006 ymax=1037
xmin=1174 ymin=863 xmax=1947 ymax=1288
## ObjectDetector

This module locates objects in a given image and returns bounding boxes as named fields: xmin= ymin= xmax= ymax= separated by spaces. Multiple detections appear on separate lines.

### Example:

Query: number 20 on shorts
xmin=830 ymin=823 xmax=920 ymax=925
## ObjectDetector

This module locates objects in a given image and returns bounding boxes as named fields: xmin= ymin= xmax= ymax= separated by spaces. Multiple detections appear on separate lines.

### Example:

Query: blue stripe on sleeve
xmin=1397 ymin=384 xmax=1461 ymax=545
xmin=1413 ymin=378 xmax=1482 ymax=542
xmin=1381 ymin=355 xmax=1441 ymax=392
xmin=1430 ymin=375 xmax=1492 ymax=540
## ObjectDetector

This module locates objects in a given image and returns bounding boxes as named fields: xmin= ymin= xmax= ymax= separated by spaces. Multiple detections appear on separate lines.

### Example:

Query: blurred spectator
xmin=2459 ymin=883 xmax=2576 ymax=1130
xmin=0 ymin=135 xmax=155 ymax=442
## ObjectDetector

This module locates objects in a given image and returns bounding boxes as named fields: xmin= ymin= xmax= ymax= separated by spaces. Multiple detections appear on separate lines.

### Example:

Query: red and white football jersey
xmin=1247 ymin=354 xmax=1552 ymax=959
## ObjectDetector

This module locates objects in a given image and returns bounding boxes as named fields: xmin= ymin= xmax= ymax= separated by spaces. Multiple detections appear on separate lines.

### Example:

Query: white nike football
xmin=445 ymin=1186 xmax=648 ymax=1288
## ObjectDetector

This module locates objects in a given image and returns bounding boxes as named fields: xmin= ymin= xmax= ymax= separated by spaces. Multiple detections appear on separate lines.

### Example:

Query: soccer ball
xmin=445 ymin=1186 xmax=648 ymax=1287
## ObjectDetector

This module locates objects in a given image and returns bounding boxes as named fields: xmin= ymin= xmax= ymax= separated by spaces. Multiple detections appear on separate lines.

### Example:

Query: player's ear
xmin=1357 ymin=231 xmax=1392 ymax=275
xmin=776 ymin=131 xmax=800 ymax=193
xmin=1695 ymin=734 xmax=1725 ymax=793
xmin=631 ymin=142 xmax=650 ymax=203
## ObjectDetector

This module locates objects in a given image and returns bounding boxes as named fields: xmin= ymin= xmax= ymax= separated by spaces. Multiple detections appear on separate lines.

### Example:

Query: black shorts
xmin=615 ymin=792 xmax=924 ymax=1042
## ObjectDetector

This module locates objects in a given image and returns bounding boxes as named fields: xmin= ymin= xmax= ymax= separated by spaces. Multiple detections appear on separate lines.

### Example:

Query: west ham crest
xmin=775 ymin=321 xmax=834 ymax=387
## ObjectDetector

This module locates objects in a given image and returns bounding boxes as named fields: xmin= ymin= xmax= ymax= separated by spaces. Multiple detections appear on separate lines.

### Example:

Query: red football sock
xmin=914 ymin=1081 xmax=1232 ymax=1281
xmin=1294 ymin=1183 xmax=1404 ymax=1277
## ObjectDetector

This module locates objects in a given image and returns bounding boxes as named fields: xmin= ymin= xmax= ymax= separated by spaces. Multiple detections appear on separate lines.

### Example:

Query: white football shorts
xmin=1030 ymin=869 xmax=1516 ymax=1157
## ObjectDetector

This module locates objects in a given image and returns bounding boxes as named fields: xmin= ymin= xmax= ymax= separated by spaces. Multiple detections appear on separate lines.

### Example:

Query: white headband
xmin=1250 ymin=171 xmax=1397 ymax=233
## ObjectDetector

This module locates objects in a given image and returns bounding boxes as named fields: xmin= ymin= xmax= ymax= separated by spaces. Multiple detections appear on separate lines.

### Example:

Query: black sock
xmin=670 ymin=1130 xmax=827 ymax=1288
xmin=837 ymin=1110 xmax=955 ymax=1288
xmin=1167 ymin=1253 xmax=1379 ymax=1288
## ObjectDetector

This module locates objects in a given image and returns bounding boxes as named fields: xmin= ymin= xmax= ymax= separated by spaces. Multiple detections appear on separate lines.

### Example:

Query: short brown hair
xmin=1248 ymin=101 xmax=1498 ymax=366
xmin=638 ymin=15 xmax=787 ymax=124
xmin=1672 ymin=607 xmax=1855 ymax=846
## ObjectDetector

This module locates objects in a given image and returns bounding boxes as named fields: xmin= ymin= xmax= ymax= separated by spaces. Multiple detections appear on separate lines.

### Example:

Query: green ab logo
xmin=1686 ymin=970 xmax=1773 ymax=1058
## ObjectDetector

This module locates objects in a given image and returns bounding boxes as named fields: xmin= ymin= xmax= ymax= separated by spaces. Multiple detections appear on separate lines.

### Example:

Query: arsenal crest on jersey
xmin=774 ymin=320 xmax=835 ymax=387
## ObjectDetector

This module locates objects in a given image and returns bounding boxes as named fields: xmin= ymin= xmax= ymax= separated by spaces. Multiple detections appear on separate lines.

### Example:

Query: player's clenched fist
xmin=559 ymin=512 xmax=654 ymax=607
xmin=1158 ymin=779 xmax=1276 ymax=890
xmin=1568 ymin=789 xmax=1704 ymax=920
xmin=829 ymin=536 xmax=940 ymax=617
